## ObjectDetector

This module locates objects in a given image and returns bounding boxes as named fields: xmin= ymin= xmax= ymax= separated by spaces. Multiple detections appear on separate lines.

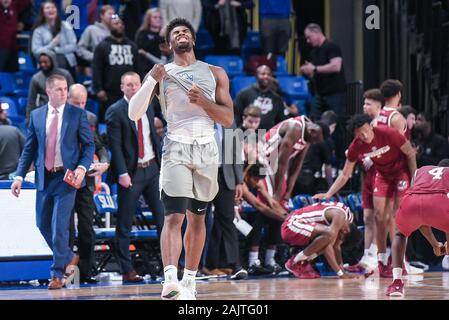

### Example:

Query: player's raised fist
xmin=149 ymin=64 xmax=167 ymax=82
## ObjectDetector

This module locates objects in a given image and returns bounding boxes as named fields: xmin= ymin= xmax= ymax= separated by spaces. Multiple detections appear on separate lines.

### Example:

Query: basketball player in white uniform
xmin=128 ymin=18 xmax=233 ymax=300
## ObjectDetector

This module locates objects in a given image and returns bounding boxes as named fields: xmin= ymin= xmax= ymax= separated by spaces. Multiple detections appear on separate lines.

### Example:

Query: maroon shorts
xmin=374 ymin=170 xmax=410 ymax=198
xmin=362 ymin=169 xmax=376 ymax=209
xmin=281 ymin=220 xmax=316 ymax=247
xmin=396 ymin=193 xmax=449 ymax=236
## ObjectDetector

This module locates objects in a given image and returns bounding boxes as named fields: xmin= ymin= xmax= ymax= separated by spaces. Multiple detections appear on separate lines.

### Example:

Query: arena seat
xmin=277 ymin=76 xmax=311 ymax=101
xmin=231 ymin=75 xmax=256 ymax=98
xmin=291 ymin=194 xmax=312 ymax=210
xmin=0 ymin=96 xmax=25 ymax=124
xmin=0 ymin=73 xmax=17 ymax=96
xmin=18 ymin=51 xmax=36 ymax=73
xmin=204 ymin=55 xmax=245 ymax=78
xmin=346 ymin=192 xmax=363 ymax=215
xmin=274 ymin=56 xmax=289 ymax=76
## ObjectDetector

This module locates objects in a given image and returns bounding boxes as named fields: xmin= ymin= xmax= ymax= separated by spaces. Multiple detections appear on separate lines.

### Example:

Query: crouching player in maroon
xmin=282 ymin=201 xmax=361 ymax=279
xmin=386 ymin=159 xmax=449 ymax=297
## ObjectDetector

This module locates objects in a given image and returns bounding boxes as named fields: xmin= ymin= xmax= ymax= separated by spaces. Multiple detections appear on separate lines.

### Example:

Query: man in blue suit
xmin=11 ymin=74 xmax=95 ymax=290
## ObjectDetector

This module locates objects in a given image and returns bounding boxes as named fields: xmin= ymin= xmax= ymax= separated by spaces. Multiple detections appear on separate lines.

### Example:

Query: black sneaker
xmin=248 ymin=262 xmax=272 ymax=276
xmin=264 ymin=263 xmax=282 ymax=274
xmin=230 ymin=268 xmax=248 ymax=280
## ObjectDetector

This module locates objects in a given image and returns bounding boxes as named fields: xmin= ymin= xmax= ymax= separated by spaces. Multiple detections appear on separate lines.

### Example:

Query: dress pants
xmin=36 ymin=171 xmax=77 ymax=279
xmin=115 ymin=162 xmax=164 ymax=274
xmin=206 ymin=169 xmax=240 ymax=269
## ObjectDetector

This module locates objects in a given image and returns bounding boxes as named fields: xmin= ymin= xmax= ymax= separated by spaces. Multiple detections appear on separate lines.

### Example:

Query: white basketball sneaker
xmin=404 ymin=260 xmax=424 ymax=274
xmin=179 ymin=279 xmax=197 ymax=300
xmin=161 ymin=281 xmax=182 ymax=300
xmin=442 ymin=255 xmax=449 ymax=270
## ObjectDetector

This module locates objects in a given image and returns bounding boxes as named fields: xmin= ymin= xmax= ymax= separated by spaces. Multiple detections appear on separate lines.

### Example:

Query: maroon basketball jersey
xmin=408 ymin=166 xmax=449 ymax=194
xmin=286 ymin=202 xmax=353 ymax=226
xmin=377 ymin=107 xmax=409 ymax=138
xmin=347 ymin=126 xmax=408 ymax=176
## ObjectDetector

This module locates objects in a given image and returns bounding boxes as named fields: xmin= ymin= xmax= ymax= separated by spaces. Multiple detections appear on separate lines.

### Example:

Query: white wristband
xmin=337 ymin=270 xmax=344 ymax=277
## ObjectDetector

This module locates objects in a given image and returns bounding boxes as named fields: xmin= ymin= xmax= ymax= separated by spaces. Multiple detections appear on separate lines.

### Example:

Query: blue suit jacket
xmin=16 ymin=103 xmax=95 ymax=191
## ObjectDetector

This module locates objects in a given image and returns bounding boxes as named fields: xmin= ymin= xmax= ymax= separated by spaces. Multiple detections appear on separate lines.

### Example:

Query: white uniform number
xmin=428 ymin=167 xmax=446 ymax=180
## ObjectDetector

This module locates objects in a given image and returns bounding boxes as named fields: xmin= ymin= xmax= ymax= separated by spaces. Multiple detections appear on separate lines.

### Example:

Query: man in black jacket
xmin=105 ymin=71 xmax=164 ymax=283
xmin=234 ymin=65 xmax=287 ymax=130
xmin=93 ymin=16 xmax=139 ymax=122
xmin=67 ymin=84 xmax=110 ymax=284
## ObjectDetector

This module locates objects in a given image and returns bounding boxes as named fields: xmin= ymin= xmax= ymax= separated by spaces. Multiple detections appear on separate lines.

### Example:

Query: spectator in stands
xmin=0 ymin=0 xmax=32 ymax=72
xmin=0 ymin=125 xmax=25 ymax=179
xmin=76 ymin=5 xmax=115 ymax=74
xmin=259 ymin=0 xmax=291 ymax=56
xmin=234 ymin=65 xmax=286 ymax=130
xmin=26 ymin=50 xmax=74 ymax=123
xmin=301 ymin=23 xmax=347 ymax=167
xmin=159 ymin=0 xmax=202 ymax=35
xmin=31 ymin=0 xmax=78 ymax=78
xmin=202 ymin=0 xmax=253 ymax=55
xmin=67 ymin=84 xmax=109 ymax=284
xmin=11 ymin=74 xmax=95 ymax=290
xmin=105 ymin=71 xmax=164 ymax=283
xmin=320 ymin=110 xmax=338 ymax=165
xmin=398 ymin=105 xmax=417 ymax=134
xmin=204 ymin=121 xmax=248 ymax=279
xmin=240 ymin=105 xmax=263 ymax=166
xmin=293 ymin=121 xmax=332 ymax=196
xmin=93 ymin=15 xmax=139 ymax=122
xmin=413 ymin=112 xmax=449 ymax=167
xmin=135 ymin=8 xmax=167 ymax=76
xmin=0 ymin=107 xmax=12 ymax=126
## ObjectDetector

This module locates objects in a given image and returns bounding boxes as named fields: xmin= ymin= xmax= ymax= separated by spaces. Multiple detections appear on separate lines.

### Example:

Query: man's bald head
xmin=68 ymin=84 xmax=88 ymax=109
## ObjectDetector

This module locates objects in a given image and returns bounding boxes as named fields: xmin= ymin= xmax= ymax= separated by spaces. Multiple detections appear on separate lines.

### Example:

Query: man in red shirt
xmin=386 ymin=159 xmax=449 ymax=297
xmin=0 ymin=0 xmax=32 ymax=72
xmin=314 ymin=114 xmax=417 ymax=277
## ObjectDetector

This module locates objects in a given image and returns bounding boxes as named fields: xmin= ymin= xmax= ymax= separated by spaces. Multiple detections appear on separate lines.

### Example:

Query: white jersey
xmin=160 ymin=60 xmax=216 ymax=144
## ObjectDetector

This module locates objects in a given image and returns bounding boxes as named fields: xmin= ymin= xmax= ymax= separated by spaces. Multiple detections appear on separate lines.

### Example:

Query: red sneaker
xmin=378 ymin=261 xmax=393 ymax=278
xmin=386 ymin=279 xmax=404 ymax=297
xmin=285 ymin=258 xmax=320 ymax=279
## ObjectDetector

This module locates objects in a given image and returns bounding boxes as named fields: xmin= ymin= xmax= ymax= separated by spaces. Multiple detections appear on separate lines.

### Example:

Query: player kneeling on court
xmin=386 ymin=159 xmax=449 ymax=297
xmin=282 ymin=202 xmax=362 ymax=279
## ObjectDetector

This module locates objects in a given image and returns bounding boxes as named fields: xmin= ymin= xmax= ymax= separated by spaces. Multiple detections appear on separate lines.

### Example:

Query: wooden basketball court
xmin=1 ymin=272 xmax=448 ymax=300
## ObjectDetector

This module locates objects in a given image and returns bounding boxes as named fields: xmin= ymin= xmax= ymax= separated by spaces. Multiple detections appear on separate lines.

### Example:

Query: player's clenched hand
xmin=432 ymin=242 xmax=446 ymax=256
xmin=149 ymin=64 xmax=166 ymax=82
xmin=188 ymin=84 xmax=209 ymax=108
xmin=313 ymin=193 xmax=331 ymax=200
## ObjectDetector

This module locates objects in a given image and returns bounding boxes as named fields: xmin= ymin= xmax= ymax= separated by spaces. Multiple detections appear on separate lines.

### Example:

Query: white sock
xmin=164 ymin=265 xmax=178 ymax=283
xmin=364 ymin=249 xmax=370 ymax=257
xmin=378 ymin=253 xmax=388 ymax=265
xmin=294 ymin=251 xmax=308 ymax=263
xmin=181 ymin=268 xmax=197 ymax=290
xmin=265 ymin=249 xmax=276 ymax=266
xmin=249 ymin=251 xmax=259 ymax=266
xmin=369 ymin=243 xmax=378 ymax=255
xmin=392 ymin=268 xmax=403 ymax=281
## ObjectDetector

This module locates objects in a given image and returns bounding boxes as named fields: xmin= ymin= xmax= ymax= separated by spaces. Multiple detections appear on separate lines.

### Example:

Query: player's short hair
xmin=46 ymin=74 xmax=67 ymax=88
xmin=243 ymin=105 xmax=261 ymax=118
xmin=315 ymin=121 xmax=330 ymax=141
xmin=305 ymin=23 xmax=323 ymax=34
xmin=398 ymin=105 xmax=416 ymax=118
xmin=165 ymin=17 xmax=196 ymax=43
xmin=346 ymin=114 xmax=373 ymax=133
xmin=320 ymin=110 xmax=338 ymax=126
xmin=244 ymin=162 xmax=267 ymax=179
xmin=380 ymin=79 xmax=403 ymax=99
xmin=363 ymin=88 xmax=385 ymax=105
xmin=438 ymin=159 xmax=449 ymax=167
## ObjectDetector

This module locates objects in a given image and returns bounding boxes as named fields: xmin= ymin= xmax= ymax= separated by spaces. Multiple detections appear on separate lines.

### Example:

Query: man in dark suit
xmin=68 ymin=84 xmax=110 ymax=284
xmin=205 ymin=122 xmax=247 ymax=279
xmin=11 ymin=74 xmax=95 ymax=290
xmin=106 ymin=71 xmax=164 ymax=283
